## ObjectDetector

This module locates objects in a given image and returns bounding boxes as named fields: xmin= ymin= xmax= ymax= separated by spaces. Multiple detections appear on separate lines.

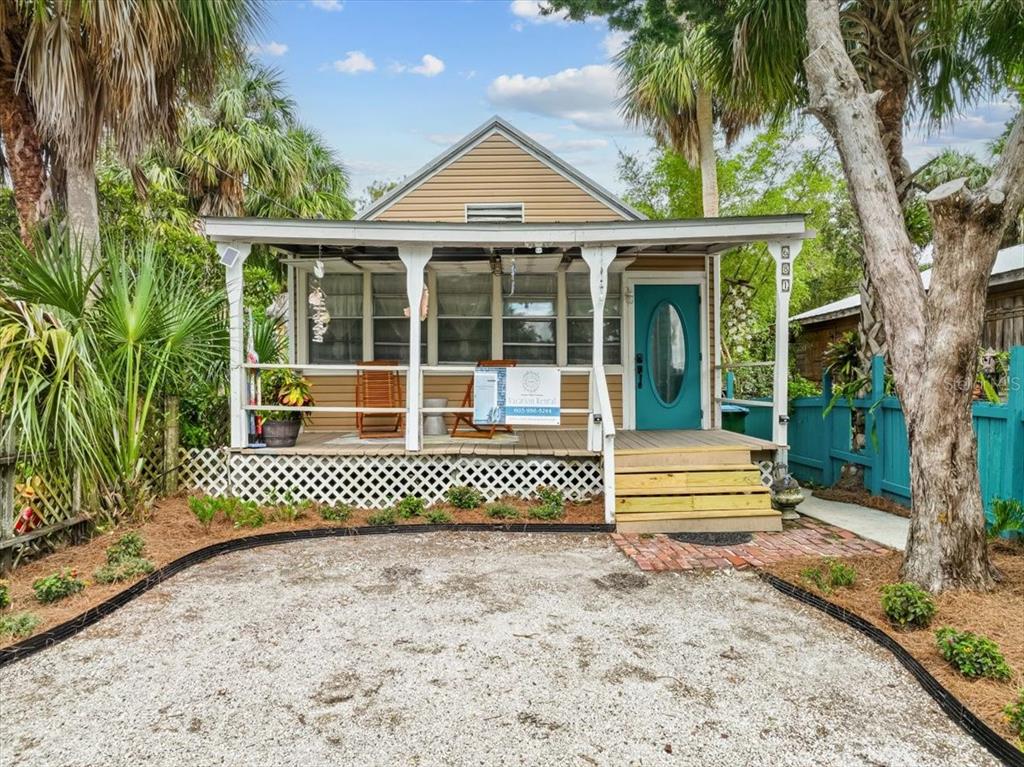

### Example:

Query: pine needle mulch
xmin=767 ymin=545 xmax=1024 ymax=744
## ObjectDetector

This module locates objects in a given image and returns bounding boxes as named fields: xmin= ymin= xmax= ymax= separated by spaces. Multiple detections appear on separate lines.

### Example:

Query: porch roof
xmin=202 ymin=214 xmax=809 ymax=256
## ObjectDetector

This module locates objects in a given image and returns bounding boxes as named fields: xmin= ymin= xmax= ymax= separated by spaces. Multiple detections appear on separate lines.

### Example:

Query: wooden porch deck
xmin=238 ymin=428 xmax=778 ymax=458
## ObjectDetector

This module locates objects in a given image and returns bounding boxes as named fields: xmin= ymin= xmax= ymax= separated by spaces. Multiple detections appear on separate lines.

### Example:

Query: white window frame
xmin=622 ymin=272 xmax=710 ymax=431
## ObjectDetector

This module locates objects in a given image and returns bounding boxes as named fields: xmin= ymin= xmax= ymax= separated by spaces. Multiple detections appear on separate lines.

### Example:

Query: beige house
xmin=203 ymin=117 xmax=810 ymax=532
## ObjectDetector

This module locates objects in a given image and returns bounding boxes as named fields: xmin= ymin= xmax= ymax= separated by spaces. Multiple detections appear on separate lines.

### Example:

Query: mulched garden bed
xmin=766 ymin=543 xmax=1024 ymax=745
xmin=813 ymin=486 xmax=912 ymax=518
xmin=0 ymin=494 xmax=604 ymax=651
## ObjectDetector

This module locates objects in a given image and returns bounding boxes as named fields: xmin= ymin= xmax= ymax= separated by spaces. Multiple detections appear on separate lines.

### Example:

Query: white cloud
xmin=601 ymin=30 xmax=630 ymax=58
xmin=249 ymin=41 xmax=288 ymax=57
xmin=311 ymin=0 xmax=343 ymax=11
xmin=411 ymin=54 xmax=445 ymax=77
xmin=332 ymin=51 xmax=375 ymax=74
xmin=487 ymin=64 xmax=626 ymax=132
xmin=510 ymin=1 xmax=561 ymax=25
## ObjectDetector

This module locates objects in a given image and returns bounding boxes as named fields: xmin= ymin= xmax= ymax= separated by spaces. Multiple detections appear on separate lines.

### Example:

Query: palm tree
xmin=178 ymin=61 xmax=353 ymax=219
xmin=2 ymin=0 xmax=259 ymax=257
xmin=615 ymin=29 xmax=763 ymax=217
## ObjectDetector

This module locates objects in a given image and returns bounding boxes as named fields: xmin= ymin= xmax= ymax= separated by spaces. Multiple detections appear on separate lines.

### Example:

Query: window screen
xmin=372 ymin=273 xmax=425 ymax=363
xmin=502 ymin=273 xmax=556 ymax=364
xmin=309 ymin=273 xmax=362 ymax=363
xmin=565 ymin=272 xmax=622 ymax=365
xmin=437 ymin=273 xmax=492 ymax=363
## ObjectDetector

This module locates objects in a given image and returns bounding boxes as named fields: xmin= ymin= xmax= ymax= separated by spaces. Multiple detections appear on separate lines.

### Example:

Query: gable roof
xmin=792 ymin=244 xmax=1024 ymax=325
xmin=358 ymin=116 xmax=644 ymax=221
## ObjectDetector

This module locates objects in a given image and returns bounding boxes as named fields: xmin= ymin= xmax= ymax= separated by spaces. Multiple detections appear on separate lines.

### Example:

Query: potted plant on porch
xmin=261 ymin=369 xmax=314 ymax=448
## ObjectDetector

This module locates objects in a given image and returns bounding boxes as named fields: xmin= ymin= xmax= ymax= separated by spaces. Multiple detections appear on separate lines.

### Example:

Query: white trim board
xmin=622 ymin=272 xmax=710 ymax=432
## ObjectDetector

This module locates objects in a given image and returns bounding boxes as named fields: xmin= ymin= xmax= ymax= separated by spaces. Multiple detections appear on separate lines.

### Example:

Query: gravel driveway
xmin=0 ymin=532 xmax=998 ymax=767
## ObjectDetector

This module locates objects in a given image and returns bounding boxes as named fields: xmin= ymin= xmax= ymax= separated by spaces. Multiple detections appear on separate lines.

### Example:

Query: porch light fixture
xmin=219 ymin=246 xmax=240 ymax=268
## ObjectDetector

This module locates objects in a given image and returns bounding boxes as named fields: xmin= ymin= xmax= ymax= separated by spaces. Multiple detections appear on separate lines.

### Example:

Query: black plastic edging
xmin=759 ymin=571 xmax=1024 ymax=767
xmin=0 ymin=522 xmax=613 ymax=670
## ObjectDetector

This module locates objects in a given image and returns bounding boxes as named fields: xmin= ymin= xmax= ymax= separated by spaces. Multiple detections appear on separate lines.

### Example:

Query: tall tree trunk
xmin=0 ymin=67 xmax=47 ymax=244
xmin=695 ymin=85 xmax=719 ymax=218
xmin=66 ymin=162 xmax=100 ymax=274
xmin=802 ymin=0 xmax=1023 ymax=591
xmin=857 ymin=271 xmax=886 ymax=373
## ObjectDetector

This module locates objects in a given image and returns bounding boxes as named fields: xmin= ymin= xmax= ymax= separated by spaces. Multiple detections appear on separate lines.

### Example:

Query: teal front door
xmin=633 ymin=284 xmax=702 ymax=430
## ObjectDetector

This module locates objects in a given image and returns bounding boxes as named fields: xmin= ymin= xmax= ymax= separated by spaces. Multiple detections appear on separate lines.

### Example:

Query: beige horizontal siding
xmin=373 ymin=134 xmax=626 ymax=223
xmin=306 ymin=373 xmax=623 ymax=432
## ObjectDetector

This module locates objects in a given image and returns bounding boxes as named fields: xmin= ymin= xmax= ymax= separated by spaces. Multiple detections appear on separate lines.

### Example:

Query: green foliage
xmin=989 ymin=497 xmax=1024 ymax=538
xmin=788 ymin=374 xmax=820 ymax=400
xmin=188 ymin=495 xmax=227 ymax=526
xmin=33 ymin=569 xmax=85 ymax=604
xmin=106 ymin=532 xmax=145 ymax=565
xmin=272 ymin=499 xmax=313 ymax=522
xmin=0 ymin=581 xmax=9 ymax=610
xmin=1004 ymin=690 xmax=1024 ymax=742
xmin=321 ymin=502 xmax=353 ymax=523
xmin=243 ymin=264 xmax=281 ymax=317
xmin=425 ymin=509 xmax=453 ymax=524
xmin=260 ymin=367 xmax=314 ymax=422
xmin=935 ymin=628 xmax=1012 ymax=681
xmin=881 ymin=583 xmax=937 ymax=630
xmin=485 ymin=503 xmax=519 ymax=520
xmin=800 ymin=558 xmax=856 ymax=594
xmin=532 ymin=485 xmax=566 ymax=520
xmin=180 ymin=388 xmax=229 ymax=449
xmin=226 ymin=500 xmax=265 ymax=529
xmin=94 ymin=557 xmax=155 ymax=584
xmin=445 ymin=485 xmax=484 ymax=509
xmin=0 ymin=612 xmax=40 ymax=638
xmin=395 ymin=496 xmax=426 ymax=519
xmin=367 ymin=507 xmax=398 ymax=526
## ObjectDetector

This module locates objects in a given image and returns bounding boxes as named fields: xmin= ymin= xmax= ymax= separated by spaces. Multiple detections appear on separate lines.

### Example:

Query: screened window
xmin=502 ymin=273 xmax=556 ymax=364
xmin=566 ymin=272 xmax=622 ymax=365
xmin=372 ymin=273 xmax=425 ymax=363
xmin=437 ymin=273 xmax=492 ymax=363
xmin=309 ymin=273 xmax=362 ymax=363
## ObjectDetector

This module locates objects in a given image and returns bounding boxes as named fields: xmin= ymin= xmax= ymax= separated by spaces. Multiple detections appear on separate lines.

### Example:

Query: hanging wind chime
xmin=308 ymin=244 xmax=331 ymax=343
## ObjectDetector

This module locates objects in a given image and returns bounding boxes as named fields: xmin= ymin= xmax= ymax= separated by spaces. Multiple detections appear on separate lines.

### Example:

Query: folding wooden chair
xmin=450 ymin=360 xmax=517 ymax=439
xmin=356 ymin=360 xmax=405 ymax=439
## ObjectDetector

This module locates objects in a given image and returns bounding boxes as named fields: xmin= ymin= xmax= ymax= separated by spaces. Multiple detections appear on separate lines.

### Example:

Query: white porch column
xmin=399 ymin=245 xmax=432 ymax=451
xmin=582 ymin=245 xmax=616 ymax=451
xmin=767 ymin=240 xmax=804 ymax=465
xmin=220 ymin=242 xmax=252 ymax=449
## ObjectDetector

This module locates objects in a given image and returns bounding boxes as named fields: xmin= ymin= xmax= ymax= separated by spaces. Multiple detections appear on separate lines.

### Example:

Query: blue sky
xmin=254 ymin=0 xmax=1017 ymax=201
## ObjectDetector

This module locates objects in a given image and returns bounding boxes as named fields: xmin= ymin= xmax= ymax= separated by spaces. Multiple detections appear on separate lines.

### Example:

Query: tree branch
xmin=978 ymin=110 xmax=1024 ymax=227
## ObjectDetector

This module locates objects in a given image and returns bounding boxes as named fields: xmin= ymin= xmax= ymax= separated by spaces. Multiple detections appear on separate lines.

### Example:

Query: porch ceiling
xmin=202 ymin=214 xmax=810 ymax=257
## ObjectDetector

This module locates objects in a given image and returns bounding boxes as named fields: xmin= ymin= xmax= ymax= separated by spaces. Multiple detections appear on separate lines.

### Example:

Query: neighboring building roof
xmin=792 ymin=243 xmax=1024 ymax=325
xmin=357 ymin=115 xmax=644 ymax=222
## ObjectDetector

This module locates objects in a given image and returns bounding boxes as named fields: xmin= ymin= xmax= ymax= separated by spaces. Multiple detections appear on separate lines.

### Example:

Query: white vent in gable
xmin=465 ymin=202 xmax=524 ymax=223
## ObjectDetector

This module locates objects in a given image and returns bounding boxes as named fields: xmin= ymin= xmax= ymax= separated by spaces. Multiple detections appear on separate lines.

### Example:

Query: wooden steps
xmin=614 ymin=441 xmax=780 ymax=533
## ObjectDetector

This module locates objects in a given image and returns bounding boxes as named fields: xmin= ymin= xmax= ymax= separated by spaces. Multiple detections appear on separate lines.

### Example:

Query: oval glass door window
xmin=648 ymin=301 xmax=686 ymax=405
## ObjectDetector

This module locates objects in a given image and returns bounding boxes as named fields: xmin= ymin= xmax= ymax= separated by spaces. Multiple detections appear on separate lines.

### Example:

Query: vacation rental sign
xmin=473 ymin=367 xmax=561 ymax=426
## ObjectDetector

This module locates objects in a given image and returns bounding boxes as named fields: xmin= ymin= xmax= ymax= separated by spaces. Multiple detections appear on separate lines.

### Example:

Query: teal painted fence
xmin=721 ymin=374 xmax=774 ymax=442
xmin=786 ymin=346 xmax=1024 ymax=512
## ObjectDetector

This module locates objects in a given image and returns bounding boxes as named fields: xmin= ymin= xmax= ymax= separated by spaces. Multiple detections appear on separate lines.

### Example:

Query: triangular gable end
xmin=360 ymin=117 xmax=643 ymax=222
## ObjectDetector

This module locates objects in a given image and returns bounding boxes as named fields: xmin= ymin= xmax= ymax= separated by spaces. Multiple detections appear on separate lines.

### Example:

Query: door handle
xmin=635 ymin=353 xmax=644 ymax=389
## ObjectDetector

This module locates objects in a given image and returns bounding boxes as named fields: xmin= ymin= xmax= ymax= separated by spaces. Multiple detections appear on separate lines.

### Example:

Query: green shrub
xmin=272 ymin=499 xmax=314 ymax=522
xmin=367 ymin=507 xmax=397 ymax=526
xmin=106 ymin=532 xmax=145 ymax=564
xmin=801 ymin=558 xmax=857 ymax=594
xmin=485 ymin=503 xmax=519 ymax=520
xmin=321 ymin=502 xmax=352 ymax=522
xmin=445 ymin=485 xmax=484 ymax=509
xmin=188 ymin=495 xmax=228 ymax=526
xmin=529 ymin=503 xmax=564 ymax=521
xmin=935 ymin=628 xmax=1012 ymax=681
xmin=33 ymin=569 xmax=85 ymax=604
xmin=880 ymin=582 xmax=936 ymax=630
xmin=395 ymin=496 xmax=426 ymax=519
xmin=94 ymin=557 xmax=155 ymax=584
xmin=0 ymin=612 xmax=40 ymax=638
xmin=425 ymin=509 xmax=453 ymax=524
xmin=226 ymin=500 xmax=265 ymax=529
xmin=0 ymin=581 xmax=9 ymax=610
xmin=988 ymin=497 xmax=1024 ymax=538
xmin=1004 ymin=690 xmax=1024 ymax=742
xmin=531 ymin=485 xmax=565 ymax=520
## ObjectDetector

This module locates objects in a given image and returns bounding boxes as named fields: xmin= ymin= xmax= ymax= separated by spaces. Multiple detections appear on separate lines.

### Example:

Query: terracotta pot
xmin=262 ymin=419 xmax=301 ymax=448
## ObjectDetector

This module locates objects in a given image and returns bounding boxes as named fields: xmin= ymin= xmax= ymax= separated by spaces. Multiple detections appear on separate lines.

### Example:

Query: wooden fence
xmin=783 ymin=346 xmax=1024 ymax=512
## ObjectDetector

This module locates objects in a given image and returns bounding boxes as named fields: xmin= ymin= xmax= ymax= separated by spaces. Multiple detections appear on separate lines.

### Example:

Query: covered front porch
xmin=203 ymin=215 xmax=808 ymax=529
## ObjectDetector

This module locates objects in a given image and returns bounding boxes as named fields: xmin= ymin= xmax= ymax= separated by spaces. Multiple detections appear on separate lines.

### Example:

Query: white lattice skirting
xmin=177 ymin=448 xmax=603 ymax=508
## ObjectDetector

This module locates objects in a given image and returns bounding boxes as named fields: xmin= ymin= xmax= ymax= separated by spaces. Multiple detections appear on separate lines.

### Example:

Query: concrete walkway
xmin=798 ymin=494 xmax=910 ymax=550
